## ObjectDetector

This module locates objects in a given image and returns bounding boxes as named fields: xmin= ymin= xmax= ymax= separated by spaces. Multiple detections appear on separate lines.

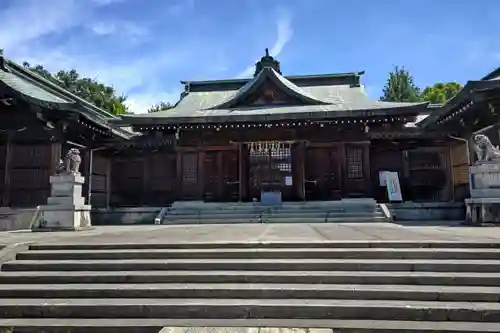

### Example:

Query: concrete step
xmin=18 ymin=248 xmax=500 ymax=261
xmin=162 ymin=218 xmax=262 ymax=224
xmin=2 ymin=270 xmax=500 ymax=286
xmin=162 ymin=217 xmax=386 ymax=225
xmin=3 ymin=319 xmax=500 ymax=333
xmin=29 ymin=241 xmax=500 ymax=251
xmin=0 ymin=283 xmax=499 ymax=302
xmin=164 ymin=212 xmax=382 ymax=219
xmin=264 ymin=216 xmax=386 ymax=223
xmin=1 ymin=298 xmax=500 ymax=321
xmin=4 ymin=258 xmax=500 ymax=272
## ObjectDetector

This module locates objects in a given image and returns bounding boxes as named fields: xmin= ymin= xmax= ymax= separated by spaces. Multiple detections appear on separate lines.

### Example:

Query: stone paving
xmin=1 ymin=222 xmax=500 ymax=245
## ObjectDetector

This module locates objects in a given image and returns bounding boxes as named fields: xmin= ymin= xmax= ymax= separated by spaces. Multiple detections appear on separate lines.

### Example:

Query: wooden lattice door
xmin=344 ymin=144 xmax=369 ymax=197
xmin=203 ymin=150 xmax=239 ymax=202
xmin=180 ymin=152 xmax=199 ymax=200
xmin=248 ymin=142 xmax=293 ymax=201
xmin=304 ymin=146 xmax=342 ymax=200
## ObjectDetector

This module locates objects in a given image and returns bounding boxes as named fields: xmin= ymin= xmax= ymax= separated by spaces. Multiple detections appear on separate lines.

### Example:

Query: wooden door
xmin=248 ymin=143 xmax=293 ymax=201
xmin=203 ymin=151 xmax=220 ymax=201
xmin=203 ymin=150 xmax=239 ymax=202
xmin=343 ymin=144 xmax=370 ymax=197
xmin=304 ymin=146 xmax=342 ymax=200
xmin=220 ymin=150 xmax=239 ymax=201
xmin=179 ymin=152 xmax=200 ymax=200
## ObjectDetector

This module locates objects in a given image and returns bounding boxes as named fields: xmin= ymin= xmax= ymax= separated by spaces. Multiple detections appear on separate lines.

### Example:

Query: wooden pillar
xmin=175 ymin=150 xmax=182 ymax=200
xmin=106 ymin=157 xmax=111 ymax=209
xmin=142 ymin=155 xmax=150 ymax=206
xmin=363 ymin=142 xmax=372 ymax=197
xmin=82 ymin=149 xmax=92 ymax=205
xmin=2 ymin=135 xmax=12 ymax=206
xmin=49 ymin=142 xmax=62 ymax=175
xmin=238 ymin=143 xmax=243 ymax=202
xmin=198 ymin=150 xmax=205 ymax=200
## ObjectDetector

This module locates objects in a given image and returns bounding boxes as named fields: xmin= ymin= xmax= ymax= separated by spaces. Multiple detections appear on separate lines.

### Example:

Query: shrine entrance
xmin=247 ymin=141 xmax=296 ymax=202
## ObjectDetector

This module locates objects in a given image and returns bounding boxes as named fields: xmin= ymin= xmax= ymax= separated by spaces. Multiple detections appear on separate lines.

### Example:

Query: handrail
xmin=379 ymin=203 xmax=393 ymax=221
xmin=154 ymin=207 xmax=169 ymax=225
xmin=28 ymin=206 xmax=42 ymax=229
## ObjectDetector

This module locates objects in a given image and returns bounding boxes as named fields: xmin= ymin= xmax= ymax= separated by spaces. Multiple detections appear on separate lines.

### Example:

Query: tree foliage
xmin=148 ymin=101 xmax=175 ymax=113
xmin=380 ymin=66 xmax=421 ymax=102
xmin=420 ymin=82 xmax=463 ymax=104
xmin=21 ymin=61 xmax=128 ymax=115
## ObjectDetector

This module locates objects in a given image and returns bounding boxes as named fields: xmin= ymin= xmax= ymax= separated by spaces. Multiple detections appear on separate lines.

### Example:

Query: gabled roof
xmin=419 ymin=72 xmax=500 ymax=129
xmin=0 ymin=56 xmax=134 ymax=139
xmin=117 ymin=68 xmax=429 ymax=125
xmin=209 ymin=67 xmax=330 ymax=109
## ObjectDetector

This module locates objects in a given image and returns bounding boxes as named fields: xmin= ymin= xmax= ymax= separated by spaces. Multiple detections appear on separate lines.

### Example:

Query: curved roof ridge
xmin=208 ymin=67 xmax=331 ymax=110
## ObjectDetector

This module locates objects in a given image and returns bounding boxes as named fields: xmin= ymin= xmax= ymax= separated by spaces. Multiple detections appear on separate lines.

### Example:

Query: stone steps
xmin=161 ymin=200 xmax=387 ymax=224
xmin=17 ymin=248 xmax=500 ymax=260
xmin=2 ymin=270 xmax=500 ymax=286
xmin=2 ymin=298 xmax=500 ymax=321
xmin=5 ymin=258 xmax=500 ymax=272
xmin=3 ymin=319 xmax=500 ymax=333
xmin=3 ymin=241 xmax=500 ymax=332
xmin=28 ymin=241 xmax=500 ymax=250
xmin=0 ymin=283 xmax=499 ymax=302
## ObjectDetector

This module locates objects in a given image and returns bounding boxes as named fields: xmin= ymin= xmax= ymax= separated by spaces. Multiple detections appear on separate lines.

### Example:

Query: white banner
xmin=386 ymin=171 xmax=403 ymax=202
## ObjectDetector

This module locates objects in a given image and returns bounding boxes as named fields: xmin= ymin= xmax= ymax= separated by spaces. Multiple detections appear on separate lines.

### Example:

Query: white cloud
xmin=238 ymin=9 xmax=294 ymax=78
xmin=125 ymin=89 xmax=183 ymax=114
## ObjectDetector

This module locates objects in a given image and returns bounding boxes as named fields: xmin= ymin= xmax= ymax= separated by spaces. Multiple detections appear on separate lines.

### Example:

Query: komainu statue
xmin=55 ymin=148 xmax=82 ymax=175
xmin=473 ymin=134 xmax=500 ymax=163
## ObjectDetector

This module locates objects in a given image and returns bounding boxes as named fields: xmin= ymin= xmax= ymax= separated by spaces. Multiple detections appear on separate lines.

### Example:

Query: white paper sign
xmin=379 ymin=171 xmax=389 ymax=186
xmin=386 ymin=171 xmax=403 ymax=202
xmin=285 ymin=176 xmax=293 ymax=186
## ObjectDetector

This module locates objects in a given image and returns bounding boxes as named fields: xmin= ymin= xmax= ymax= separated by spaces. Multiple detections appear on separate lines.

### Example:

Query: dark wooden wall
xmin=110 ymin=150 xmax=176 ymax=207
xmin=0 ymin=143 xmax=58 ymax=208
xmin=370 ymin=142 xmax=453 ymax=202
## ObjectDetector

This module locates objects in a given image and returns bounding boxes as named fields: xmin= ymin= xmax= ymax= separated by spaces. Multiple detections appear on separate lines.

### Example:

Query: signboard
xmin=379 ymin=171 xmax=389 ymax=186
xmin=385 ymin=171 xmax=403 ymax=202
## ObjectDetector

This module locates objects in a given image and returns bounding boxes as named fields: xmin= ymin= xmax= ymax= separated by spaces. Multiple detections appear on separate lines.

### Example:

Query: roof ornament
xmin=0 ymin=56 xmax=9 ymax=72
xmin=254 ymin=48 xmax=282 ymax=77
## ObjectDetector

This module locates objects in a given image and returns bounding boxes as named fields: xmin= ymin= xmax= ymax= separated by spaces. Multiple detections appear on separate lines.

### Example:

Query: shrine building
xmin=1 ymin=50 xmax=500 ymax=218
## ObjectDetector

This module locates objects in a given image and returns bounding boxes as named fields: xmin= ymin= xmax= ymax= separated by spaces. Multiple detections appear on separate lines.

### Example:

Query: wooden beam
xmin=2 ymin=135 xmax=12 ymax=206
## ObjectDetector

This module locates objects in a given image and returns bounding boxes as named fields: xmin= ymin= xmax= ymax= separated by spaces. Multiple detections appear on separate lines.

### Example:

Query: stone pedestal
xmin=33 ymin=174 xmax=91 ymax=231
xmin=466 ymin=162 xmax=500 ymax=224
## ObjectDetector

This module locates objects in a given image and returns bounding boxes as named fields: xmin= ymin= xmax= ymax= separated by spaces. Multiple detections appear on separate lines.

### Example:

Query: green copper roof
xmin=419 ymin=78 xmax=500 ymax=128
xmin=0 ymin=56 xmax=135 ymax=139
xmin=0 ymin=63 xmax=72 ymax=107
xmin=119 ymin=68 xmax=428 ymax=125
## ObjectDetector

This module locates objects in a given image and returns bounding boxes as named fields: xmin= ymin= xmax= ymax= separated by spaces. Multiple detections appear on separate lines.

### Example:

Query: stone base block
xmin=35 ymin=205 xmax=92 ymax=231
xmin=465 ymin=198 xmax=500 ymax=224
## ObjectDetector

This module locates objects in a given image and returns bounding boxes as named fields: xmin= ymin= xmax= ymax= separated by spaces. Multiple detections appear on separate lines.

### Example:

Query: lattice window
xmin=249 ymin=142 xmax=292 ymax=186
xmin=182 ymin=153 xmax=198 ymax=183
xmin=346 ymin=147 xmax=363 ymax=179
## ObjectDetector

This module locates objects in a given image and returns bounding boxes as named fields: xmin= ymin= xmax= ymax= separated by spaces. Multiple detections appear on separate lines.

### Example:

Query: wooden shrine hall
xmin=3 ymin=50 xmax=500 ymax=209
xmin=114 ymin=50 xmax=456 ymax=205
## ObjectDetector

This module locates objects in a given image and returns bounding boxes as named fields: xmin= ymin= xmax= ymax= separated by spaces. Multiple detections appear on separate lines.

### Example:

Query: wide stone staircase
xmin=1 ymin=241 xmax=500 ymax=332
xmin=161 ymin=199 xmax=388 ymax=224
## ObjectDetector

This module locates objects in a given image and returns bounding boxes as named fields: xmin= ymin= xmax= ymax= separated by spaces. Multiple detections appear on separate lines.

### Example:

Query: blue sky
xmin=0 ymin=0 xmax=499 ymax=113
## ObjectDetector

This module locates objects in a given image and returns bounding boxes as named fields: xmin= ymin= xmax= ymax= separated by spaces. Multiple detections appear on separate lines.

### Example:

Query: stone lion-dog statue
xmin=473 ymin=134 xmax=500 ymax=163
xmin=55 ymin=148 xmax=82 ymax=175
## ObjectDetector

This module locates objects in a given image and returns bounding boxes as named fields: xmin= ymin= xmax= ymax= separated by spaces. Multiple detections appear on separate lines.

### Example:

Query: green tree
xmin=380 ymin=66 xmax=421 ymax=102
xmin=148 ymin=101 xmax=174 ymax=113
xmin=22 ymin=63 xmax=128 ymax=115
xmin=420 ymin=82 xmax=463 ymax=104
